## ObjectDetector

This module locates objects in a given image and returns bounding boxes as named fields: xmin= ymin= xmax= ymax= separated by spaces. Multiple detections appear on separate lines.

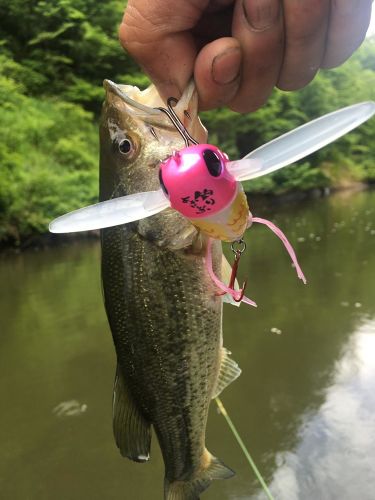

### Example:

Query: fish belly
xmin=101 ymin=224 xmax=223 ymax=481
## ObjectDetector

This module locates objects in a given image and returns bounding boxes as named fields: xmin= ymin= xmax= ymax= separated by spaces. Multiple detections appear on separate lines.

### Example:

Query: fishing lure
xmin=50 ymin=85 xmax=375 ymax=305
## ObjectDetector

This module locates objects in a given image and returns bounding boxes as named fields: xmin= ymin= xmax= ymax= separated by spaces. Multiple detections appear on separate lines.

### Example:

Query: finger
xmin=277 ymin=0 xmax=330 ymax=91
xmin=192 ymin=4 xmax=234 ymax=46
xmin=205 ymin=0 xmax=235 ymax=13
xmin=119 ymin=0 xmax=208 ymax=101
xmin=322 ymin=0 xmax=372 ymax=68
xmin=230 ymin=0 xmax=284 ymax=113
xmin=194 ymin=37 xmax=242 ymax=110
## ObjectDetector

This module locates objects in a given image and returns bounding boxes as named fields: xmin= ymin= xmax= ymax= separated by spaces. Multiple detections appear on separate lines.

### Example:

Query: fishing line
xmin=215 ymin=397 xmax=275 ymax=500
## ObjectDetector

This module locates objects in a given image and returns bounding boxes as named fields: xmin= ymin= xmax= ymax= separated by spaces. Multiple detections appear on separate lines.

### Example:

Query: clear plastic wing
xmin=227 ymin=101 xmax=375 ymax=181
xmin=49 ymin=189 xmax=170 ymax=233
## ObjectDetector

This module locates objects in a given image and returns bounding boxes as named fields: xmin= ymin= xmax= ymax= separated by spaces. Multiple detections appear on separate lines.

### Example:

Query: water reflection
xmin=0 ymin=190 xmax=374 ymax=500
xmin=53 ymin=400 xmax=88 ymax=417
xmin=268 ymin=320 xmax=375 ymax=500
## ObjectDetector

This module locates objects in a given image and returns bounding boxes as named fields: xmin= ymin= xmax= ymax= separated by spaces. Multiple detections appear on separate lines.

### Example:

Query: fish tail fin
xmin=164 ymin=450 xmax=234 ymax=500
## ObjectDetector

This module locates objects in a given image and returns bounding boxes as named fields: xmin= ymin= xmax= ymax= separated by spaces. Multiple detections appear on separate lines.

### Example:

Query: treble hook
xmin=156 ymin=97 xmax=198 ymax=147
xmin=229 ymin=239 xmax=247 ymax=302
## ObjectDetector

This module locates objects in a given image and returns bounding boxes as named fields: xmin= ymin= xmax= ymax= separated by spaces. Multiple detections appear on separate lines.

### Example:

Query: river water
xmin=0 ymin=190 xmax=374 ymax=500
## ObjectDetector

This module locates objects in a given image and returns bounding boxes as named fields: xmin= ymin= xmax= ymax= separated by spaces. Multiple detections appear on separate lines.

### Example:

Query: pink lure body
xmin=159 ymin=144 xmax=249 ymax=241
xmin=159 ymin=144 xmax=237 ymax=218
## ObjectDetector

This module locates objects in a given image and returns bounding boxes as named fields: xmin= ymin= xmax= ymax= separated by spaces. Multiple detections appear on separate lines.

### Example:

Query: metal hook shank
xmin=156 ymin=97 xmax=198 ymax=147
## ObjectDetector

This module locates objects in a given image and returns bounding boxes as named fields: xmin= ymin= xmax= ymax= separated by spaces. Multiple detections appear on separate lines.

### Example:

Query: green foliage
xmin=0 ymin=1 xmax=374 ymax=245
xmin=0 ymin=66 xmax=98 ymax=244
xmin=0 ymin=0 xmax=139 ymax=113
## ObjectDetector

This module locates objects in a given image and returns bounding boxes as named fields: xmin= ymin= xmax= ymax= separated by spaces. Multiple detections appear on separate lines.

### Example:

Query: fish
xmin=99 ymin=80 xmax=241 ymax=500
xmin=49 ymin=77 xmax=375 ymax=499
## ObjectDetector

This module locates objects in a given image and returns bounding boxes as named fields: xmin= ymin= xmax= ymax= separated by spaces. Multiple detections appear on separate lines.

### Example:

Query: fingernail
xmin=243 ymin=0 xmax=280 ymax=31
xmin=212 ymin=47 xmax=241 ymax=85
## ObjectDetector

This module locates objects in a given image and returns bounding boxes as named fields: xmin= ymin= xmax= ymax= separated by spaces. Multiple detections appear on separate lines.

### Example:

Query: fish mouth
xmin=103 ymin=79 xmax=207 ymax=143
xmin=104 ymin=79 xmax=163 ymax=116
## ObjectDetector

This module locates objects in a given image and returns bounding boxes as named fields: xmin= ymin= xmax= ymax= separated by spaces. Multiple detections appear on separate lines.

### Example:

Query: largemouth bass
xmin=47 ymin=76 xmax=375 ymax=500
xmin=100 ymin=81 xmax=241 ymax=499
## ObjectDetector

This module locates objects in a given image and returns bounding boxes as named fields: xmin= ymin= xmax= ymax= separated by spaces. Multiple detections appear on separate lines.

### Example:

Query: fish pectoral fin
xmin=211 ymin=348 xmax=241 ymax=399
xmin=221 ymin=256 xmax=241 ymax=307
xmin=113 ymin=364 xmax=151 ymax=462
xmin=164 ymin=450 xmax=234 ymax=500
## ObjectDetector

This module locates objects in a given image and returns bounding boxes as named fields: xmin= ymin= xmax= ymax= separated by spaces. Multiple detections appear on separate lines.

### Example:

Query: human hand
xmin=119 ymin=0 xmax=372 ymax=112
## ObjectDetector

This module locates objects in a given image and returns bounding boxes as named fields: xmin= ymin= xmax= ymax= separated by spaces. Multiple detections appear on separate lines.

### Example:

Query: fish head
xmin=99 ymin=80 xmax=207 ymax=250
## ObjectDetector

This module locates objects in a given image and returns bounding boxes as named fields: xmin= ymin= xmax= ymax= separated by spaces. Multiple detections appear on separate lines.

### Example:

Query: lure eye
xmin=203 ymin=149 xmax=222 ymax=177
xmin=118 ymin=138 xmax=133 ymax=155
xmin=158 ymin=169 xmax=169 ymax=197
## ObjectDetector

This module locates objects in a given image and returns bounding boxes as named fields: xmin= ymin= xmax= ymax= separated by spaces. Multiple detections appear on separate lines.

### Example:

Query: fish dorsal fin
xmin=113 ymin=364 xmax=151 ymax=462
xmin=212 ymin=348 xmax=241 ymax=399
xmin=221 ymin=256 xmax=241 ymax=307
xmin=164 ymin=450 xmax=234 ymax=500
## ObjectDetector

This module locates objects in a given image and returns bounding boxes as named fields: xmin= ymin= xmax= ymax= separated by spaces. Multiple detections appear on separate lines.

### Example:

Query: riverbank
xmin=1 ymin=182 xmax=372 ymax=253
xmin=249 ymin=181 xmax=369 ymax=210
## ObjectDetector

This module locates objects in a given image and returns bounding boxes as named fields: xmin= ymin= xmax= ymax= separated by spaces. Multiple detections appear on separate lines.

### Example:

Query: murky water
xmin=0 ymin=190 xmax=374 ymax=500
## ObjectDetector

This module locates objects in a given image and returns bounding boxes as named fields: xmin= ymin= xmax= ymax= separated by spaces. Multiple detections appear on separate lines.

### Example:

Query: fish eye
xmin=118 ymin=138 xmax=133 ymax=155
xmin=203 ymin=149 xmax=222 ymax=177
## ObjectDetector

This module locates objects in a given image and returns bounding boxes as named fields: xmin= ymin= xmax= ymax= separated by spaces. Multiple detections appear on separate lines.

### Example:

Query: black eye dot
xmin=159 ymin=169 xmax=169 ymax=196
xmin=118 ymin=138 xmax=133 ymax=155
xmin=203 ymin=149 xmax=222 ymax=177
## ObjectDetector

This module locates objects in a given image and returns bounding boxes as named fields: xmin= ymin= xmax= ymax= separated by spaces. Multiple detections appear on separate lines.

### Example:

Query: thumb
xmin=119 ymin=0 xmax=208 ymax=100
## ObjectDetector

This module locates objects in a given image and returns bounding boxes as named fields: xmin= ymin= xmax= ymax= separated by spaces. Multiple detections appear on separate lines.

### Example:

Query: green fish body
xmin=100 ymin=81 xmax=240 ymax=499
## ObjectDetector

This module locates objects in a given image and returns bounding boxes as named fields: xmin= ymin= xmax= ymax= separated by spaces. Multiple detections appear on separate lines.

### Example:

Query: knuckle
xmin=331 ymin=0 xmax=364 ymax=16
xmin=119 ymin=3 xmax=170 ymax=49
xmin=323 ymin=32 xmax=366 ymax=69
xmin=287 ymin=26 xmax=319 ymax=49
xmin=285 ymin=1 xmax=328 ymax=48
xmin=277 ymin=72 xmax=316 ymax=91
xmin=229 ymin=95 xmax=268 ymax=114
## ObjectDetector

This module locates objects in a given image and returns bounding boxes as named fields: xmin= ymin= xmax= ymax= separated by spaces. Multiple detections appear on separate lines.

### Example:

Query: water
xmin=0 ymin=190 xmax=374 ymax=500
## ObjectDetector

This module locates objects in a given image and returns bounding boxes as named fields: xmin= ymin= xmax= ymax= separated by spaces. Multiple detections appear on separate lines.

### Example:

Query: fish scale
xmin=99 ymin=81 xmax=238 ymax=499
xmin=102 ymin=224 xmax=222 ymax=477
